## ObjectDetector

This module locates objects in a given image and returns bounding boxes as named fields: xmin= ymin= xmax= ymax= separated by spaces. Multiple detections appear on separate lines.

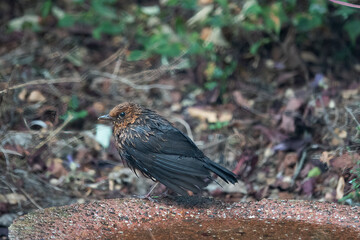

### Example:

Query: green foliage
xmin=208 ymin=121 xmax=230 ymax=130
xmin=61 ymin=95 xmax=88 ymax=121
xmin=57 ymin=0 xmax=130 ymax=39
xmin=9 ymin=0 xmax=360 ymax=96
xmin=339 ymin=161 xmax=360 ymax=203
xmin=307 ymin=167 xmax=321 ymax=178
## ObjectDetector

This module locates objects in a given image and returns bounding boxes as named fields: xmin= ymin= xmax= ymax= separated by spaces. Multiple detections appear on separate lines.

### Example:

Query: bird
xmin=98 ymin=102 xmax=238 ymax=197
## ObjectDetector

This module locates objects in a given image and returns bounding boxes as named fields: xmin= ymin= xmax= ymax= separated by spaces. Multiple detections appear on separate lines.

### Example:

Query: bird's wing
xmin=121 ymin=125 xmax=211 ymax=195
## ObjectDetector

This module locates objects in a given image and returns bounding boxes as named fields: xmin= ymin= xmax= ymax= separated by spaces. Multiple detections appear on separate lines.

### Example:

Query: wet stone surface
xmin=9 ymin=197 xmax=360 ymax=239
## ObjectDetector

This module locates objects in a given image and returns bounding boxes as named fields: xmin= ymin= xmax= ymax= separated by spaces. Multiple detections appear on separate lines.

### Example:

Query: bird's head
xmin=98 ymin=102 xmax=142 ymax=130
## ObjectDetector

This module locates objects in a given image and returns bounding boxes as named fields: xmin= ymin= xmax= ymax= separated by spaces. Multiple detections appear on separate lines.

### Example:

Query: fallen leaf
xmin=0 ymin=193 xmax=26 ymax=205
xmin=341 ymin=89 xmax=358 ymax=99
xmin=232 ymin=91 xmax=251 ymax=108
xmin=301 ymin=51 xmax=319 ymax=63
xmin=198 ymin=0 xmax=213 ymax=5
xmin=334 ymin=128 xmax=347 ymax=139
xmin=336 ymin=176 xmax=345 ymax=200
xmin=302 ymin=177 xmax=316 ymax=196
xmin=330 ymin=152 xmax=358 ymax=170
xmin=200 ymin=27 xmax=212 ymax=41
xmin=187 ymin=107 xmax=232 ymax=123
xmin=28 ymin=90 xmax=45 ymax=102
xmin=18 ymin=89 xmax=27 ymax=101
xmin=320 ymin=151 xmax=334 ymax=166
xmin=285 ymin=98 xmax=303 ymax=111
xmin=279 ymin=114 xmax=295 ymax=133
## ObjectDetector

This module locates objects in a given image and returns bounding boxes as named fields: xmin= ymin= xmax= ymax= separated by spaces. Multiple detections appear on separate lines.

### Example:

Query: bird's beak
xmin=98 ymin=114 xmax=114 ymax=121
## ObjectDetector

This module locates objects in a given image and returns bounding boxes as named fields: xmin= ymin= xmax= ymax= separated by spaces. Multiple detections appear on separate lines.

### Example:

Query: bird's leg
xmin=136 ymin=182 xmax=160 ymax=201
xmin=145 ymin=182 xmax=159 ymax=198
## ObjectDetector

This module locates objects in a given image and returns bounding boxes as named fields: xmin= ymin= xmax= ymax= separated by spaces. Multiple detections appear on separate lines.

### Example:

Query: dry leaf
xmin=341 ymin=89 xmax=358 ymax=99
xmin=279 ymin=115 xmax=295 ymax=133
xmin=187 ymin=107 xmax=232 ymax=123
xmin=301 ymin=51 xmax=319 ymax=63
xmin=336 ymin=176 xmax=345 ymax=200
xmin=28 ymin=90 xmax=45 ymax=102
xmin=200 ymin=27 xmax=212 ymax=41
xmin=285 ymin=98 xmax=303 ymax=111
xmin=320 ymin=151 xmax=333 ymax=166
xmin=18 ymin=89 xmax=27 ymax=101
xmin=331 ymin=152 xmax=359 ymax=170
xmin=0 ymin=193 xmax=26 ymax=205
xmin=198 ymin=0 xmax=213 ymax=5
xmin=233 ymin=91 xmax=251 ymax=108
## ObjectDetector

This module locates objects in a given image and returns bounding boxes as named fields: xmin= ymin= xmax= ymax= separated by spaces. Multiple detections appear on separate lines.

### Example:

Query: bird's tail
xmin=204 ymin=158 xmax=238 ymax=184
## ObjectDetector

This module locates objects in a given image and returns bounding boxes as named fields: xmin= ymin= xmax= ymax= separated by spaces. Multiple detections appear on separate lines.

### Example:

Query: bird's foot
xmin=134 ymin=194 xmax=158 ymax=202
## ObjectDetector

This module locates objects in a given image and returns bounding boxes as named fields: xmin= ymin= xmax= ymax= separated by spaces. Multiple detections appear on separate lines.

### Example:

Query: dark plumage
xmin=99 ymin=102 xmax=238 ymax=196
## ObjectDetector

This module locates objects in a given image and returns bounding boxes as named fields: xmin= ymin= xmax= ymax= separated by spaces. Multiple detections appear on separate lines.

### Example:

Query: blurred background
xmin=1 ymin=0 xmax=360 ymax=238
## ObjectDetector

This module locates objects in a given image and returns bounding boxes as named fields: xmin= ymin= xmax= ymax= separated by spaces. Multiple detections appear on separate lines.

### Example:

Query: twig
xmin=329 ymin=0 xmax=360 ymax=8
xmin=33 ymin=114 xmax=74 ymax=151
xmin=18 ymin=187 xmax=43 ymax=210
xmin=98 ymin=47 xmax=127 ymax=68
xmin=90 ymin=71 xmax=174 ymax=90
xmin=0 ymin=148 xmax=22 ymax=156
xmin=113 ymin=57 xmax=122 ymax=76
xmin=0 ymin=77 xmax=82 ymax=94
xmin=127 ymin=55 xmax=188 ymax=83
xmin=345 ymin=107 xmax=360 ymax=128
xmin=292 ymin=149 xmax=307 ymax=185
xmin=0 ymin=146 xmax=10 ymax=171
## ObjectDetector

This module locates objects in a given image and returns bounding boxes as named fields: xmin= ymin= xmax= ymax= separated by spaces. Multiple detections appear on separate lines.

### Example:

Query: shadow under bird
xmin=98 ymin=102 xmax=238 ymax=197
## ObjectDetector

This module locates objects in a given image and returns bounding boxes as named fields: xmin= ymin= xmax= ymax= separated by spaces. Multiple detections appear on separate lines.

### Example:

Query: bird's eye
xmin=119 ymin=112 xmax=126 ymax=118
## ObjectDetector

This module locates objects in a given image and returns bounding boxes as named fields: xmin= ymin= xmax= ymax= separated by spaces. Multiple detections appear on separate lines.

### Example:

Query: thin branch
xmin=18 ymin=187 xmax=43 ymax=210
xmin=0 ymin=77 xmax=82 ymax=94
xmin=33 ymin=114 xmax=74 ymax=151
xmin=90 ymin=71 xmax=174 ymax=90
xmin=345 ymin=107 xmax=360 ymax=128
xmin=329 ymin=0 xmax=360 ymax=8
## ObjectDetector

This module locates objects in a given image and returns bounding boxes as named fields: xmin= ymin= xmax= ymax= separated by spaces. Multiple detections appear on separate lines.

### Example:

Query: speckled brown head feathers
xmin=99 ymin=102 xmax=142 ymax=130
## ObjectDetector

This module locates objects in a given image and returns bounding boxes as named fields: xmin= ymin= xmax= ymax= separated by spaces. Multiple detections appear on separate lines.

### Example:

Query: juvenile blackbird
xmin=99 ymin=102 xmax=238 ymax=196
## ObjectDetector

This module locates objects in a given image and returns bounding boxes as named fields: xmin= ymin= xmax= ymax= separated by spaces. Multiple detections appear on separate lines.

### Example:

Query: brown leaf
xmin=27 ymin=90 xmax=45 ymax=102
xmin=285 ymin=98 xmax=303 ymax=111
xmin=330 ymin=152 xmax=359 ymax=170
xmin=187 ymin=107 xmax=232 ymax=123
xmin=279 ymin=114 xmax=295 ymax=133
xmin=232 ymin=91 xmax=251 ymax=108
xmin=336 ymin=176 xmax=345 ymax=200
xmin=320 ymin=151 xmax=334 ymax=166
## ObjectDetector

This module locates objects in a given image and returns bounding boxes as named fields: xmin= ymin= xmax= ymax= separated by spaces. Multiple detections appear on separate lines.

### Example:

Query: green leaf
xmin=69 ymin=95 xmax=79 ymax=110
xmin=242 ymin=0 xmax=263 ymax=16
xmin=209 ymin=121 xmax=230 ymax=130
xmin=309 ymin=0 xmax=327 ymax=15
xmin=93 ymin=21 xmax=123 ymax=38
xmin=205 ymin=81 xmax=218 ymax=91
xmin=58 ymin=14 xmax=75 ymax=27
xmin=91 ymin=0 xmax=117 ymax=19
xmin=293 ymin=13 xmax=323 ymax=32
xmin=41 ymin=0 xmax=52 ymax=17
xmin=154 ymin=42 xmax=183 ymax=57
xmin=250 ymin=38 xmax=271 ymax=55
xmin=307 ymin=167 xmax=322 ymax=178
xmin=344 ymin=20 xmax=360 ymax=46
xmin=127 ymin=50 xmax=149 ymax=61
xmin=333 ymin=6 xmax=357 ymax=20
xmin=140 ymin=6 xmax=160 ymax=16
xmin=263 ymin=2 xmax=287 ymax=35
